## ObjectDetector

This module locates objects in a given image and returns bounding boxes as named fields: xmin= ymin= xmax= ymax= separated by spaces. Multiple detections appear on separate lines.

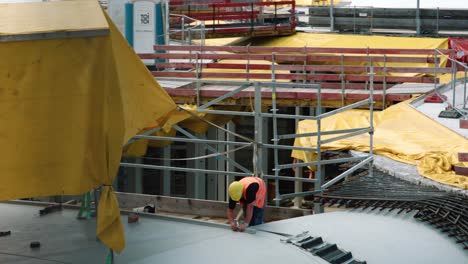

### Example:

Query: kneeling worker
xmin=227 ymin=176 xmax=266 ymax=232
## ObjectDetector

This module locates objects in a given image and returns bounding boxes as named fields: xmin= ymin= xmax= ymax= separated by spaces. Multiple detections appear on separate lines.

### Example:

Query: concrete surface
xmin=257 ymin=209 xmax=468 ymax=264
xmin=0 ymin=203 xmax=326 ymax=264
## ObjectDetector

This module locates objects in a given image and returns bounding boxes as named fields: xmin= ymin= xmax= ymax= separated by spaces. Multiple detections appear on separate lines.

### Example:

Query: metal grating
xmin=282 ymin=232 xmax=366 ymax=264
xmin=317 ymin=168 xmax=468 ymax=250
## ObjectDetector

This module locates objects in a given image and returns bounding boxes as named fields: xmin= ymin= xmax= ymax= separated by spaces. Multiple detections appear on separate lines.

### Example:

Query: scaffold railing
xmin=120 ymin=71 xmax=375 ymax=211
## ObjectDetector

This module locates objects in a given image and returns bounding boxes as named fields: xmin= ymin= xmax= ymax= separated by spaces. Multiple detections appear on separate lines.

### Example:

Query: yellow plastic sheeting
xmin=252 ymin=33 xmax=448 ymax=77
xmin=123 ymin=105 xmax=243 ymax=157
xmin=253 ymin=32 xmax=447 ymax=50
xmin=0 ymin=0 xmax=107 ymax=35
xmin=0 ymin=2 xmax=176 ymax=254
xmin=295 ymin=0 xmax=341 ymax=6
xmin=292 ymin=102 xmax=468 ymax=189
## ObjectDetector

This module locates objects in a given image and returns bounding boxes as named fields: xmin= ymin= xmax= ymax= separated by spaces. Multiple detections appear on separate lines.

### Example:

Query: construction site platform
xmin=158 ymin=79 xmax=433 ymax=108
xmin=0 ymin=201 xmax=466 ymax=264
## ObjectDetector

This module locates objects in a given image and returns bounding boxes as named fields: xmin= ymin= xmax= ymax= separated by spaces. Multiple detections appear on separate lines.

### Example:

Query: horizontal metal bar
xmin=279 ymin=127 xmax=370 ymax=140
xmin=155 ymin=78 xmax=320 ymax=89
xmin=155 ymin=44 xmax=448 ymax=55
xmin=321 ymin=156 xmax=373 ymax=189
xmin=276 ymin=156 xmax=367 ymax=170
xmin=198 ymin=84 xmax=250 ymax=109
xmin=262 ymin=143 xmax=318 ymax=152
xmin=263 ymin=175 xmax=317 ymax=183
xmin=262 ymin=112 xmax=318 ymax=120
xmin=120 ymin=162 xmax=252 ymax=177
xmin=276 ymin=190 xmax=322 ymax=200
xmin=196 ymin=109 xmax=319 ymax=120
xmin=196 ymin=109 xmax=255 ymax=117
xmin=320 ymin=127 xmax=372 ymax=145
xmin=318 ymin=99 xmax=371 ymax=119
xmin=133 ymin=135 xmax=252 ymax=146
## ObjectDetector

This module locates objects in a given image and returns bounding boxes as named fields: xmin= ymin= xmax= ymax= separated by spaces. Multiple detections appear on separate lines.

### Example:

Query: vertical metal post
xmin=294 ymin=107 xmax=303 ymax=209
xmin=464 ymin=65 xmax=467 ymax=109
xmin=369 ymin=61 xmax=374 ymax=179
xmin=181 ymin=16 xmax=185 ymax=44
xmin=452 ymin=57 xmax=457 ymax=108
xmin=226 ymin=121 xmax=236 ymax=201
xmin=201 ymin=22 xmax=206 ymax=47
xmin=314 ymin=85 xmax=323 ymax=214
xmin=329 ymin=0 xmax=334 ymax=32
xmin=272 ymin=58 xmax=280 ymax=207
xmin=217 ymin=126 xmax=226 ymax=201
xmin=416 ymin=0 xmax=421 ymax=35
xmin=188 ymin=28 xmax=192 ymax=45
xmin=383 ymin=55 xmax=387 ymax=109
xmin=162 ymin=145 xmax=171 ymax=196
xmin=434 ymin=51 xmax=439 ymax=93
xmin=254 ymin=82 xmax=263 ymax=177
xmin=340 ymin=54 xmax=345 ymax=107
xmin=436 ymin=8 xmax=439 ymax=35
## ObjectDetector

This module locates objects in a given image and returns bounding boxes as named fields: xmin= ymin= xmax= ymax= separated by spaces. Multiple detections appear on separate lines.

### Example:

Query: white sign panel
xmin=134 ymin=1 xmax=155 ymax=65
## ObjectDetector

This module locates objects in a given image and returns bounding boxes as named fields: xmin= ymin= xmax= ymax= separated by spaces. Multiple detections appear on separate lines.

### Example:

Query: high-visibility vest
xmin=239 ymin=177 xmax=266 ymax=208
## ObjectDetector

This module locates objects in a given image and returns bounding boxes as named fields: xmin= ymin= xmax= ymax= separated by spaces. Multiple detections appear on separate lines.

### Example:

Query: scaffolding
xmin=120 ymin=77 xmax=375 ymax=212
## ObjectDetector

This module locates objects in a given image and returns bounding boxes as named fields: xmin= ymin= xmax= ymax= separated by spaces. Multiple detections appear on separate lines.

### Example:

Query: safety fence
xmin=140 ymin=45 xmax=452 ymax=108
xmin=120 ymin=78 xmax=375 ymax=211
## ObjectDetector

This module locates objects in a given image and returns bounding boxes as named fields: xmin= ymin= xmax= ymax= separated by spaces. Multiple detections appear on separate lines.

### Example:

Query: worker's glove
xmin=239 ymin=222 xmax=247 ymax=232
xmin=230 ymin=221 xmax=239 ymax=231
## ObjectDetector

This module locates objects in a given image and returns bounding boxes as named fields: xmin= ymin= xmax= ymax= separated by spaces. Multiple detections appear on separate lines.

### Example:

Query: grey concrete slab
xmin=0 ymin=203 xmax=326 ymax=264
xmin=411 ymin=82 xmax=468 ymax=138
xmin=257 ymin=210 xmax=468 ymax=264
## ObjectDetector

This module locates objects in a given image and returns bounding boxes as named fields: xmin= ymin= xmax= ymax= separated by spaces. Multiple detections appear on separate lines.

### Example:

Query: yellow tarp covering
xmin=252 ymin=32 xmax=448 ymax=51
xmin=292 ymin=102 xmax=468 ymax=189
xmin=251 ymin=33 xmax=448 ymax=77
xmin=0 ymin=0 xmax=107 ymax=35
xmin=295 ymin=0 xmax=341 ymax=6
xmin=0 ymin=1 xmax=176 ymax=253
xmin=124 ymin=105 xmax=243 ymax=157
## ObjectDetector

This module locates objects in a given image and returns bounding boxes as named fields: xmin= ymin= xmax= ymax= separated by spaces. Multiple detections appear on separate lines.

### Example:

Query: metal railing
xmin=120 ymin=73 xmax=375 ymax=212
xmin=434 ymin=49 xmax=468 ymax=117
xmin=167 ymin=14 xmax=206 ymax=46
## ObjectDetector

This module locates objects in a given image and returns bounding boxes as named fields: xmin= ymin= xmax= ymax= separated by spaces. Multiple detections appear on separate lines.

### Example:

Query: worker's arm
xmin=227 ymin=208 xmax=238 ymax=231
xmin=239 ymin=202 xmax=255 ymax=232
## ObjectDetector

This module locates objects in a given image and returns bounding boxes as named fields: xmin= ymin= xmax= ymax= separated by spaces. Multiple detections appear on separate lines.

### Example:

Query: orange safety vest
xmin=239 ymin=177 xmax=266 ymax=208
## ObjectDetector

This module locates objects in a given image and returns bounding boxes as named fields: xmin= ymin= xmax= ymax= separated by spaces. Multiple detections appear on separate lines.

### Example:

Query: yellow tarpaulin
xmin=295 ymin=0 xmax=341 ymax=6
xmin=124 ymin=105 xmax=243 ymax=157
xmin=0 ymin=1 xmax=176 ymax=253
xmin=251 ymin=33 xmax=448 ymax=77
xmin=292 ymin=101 xmax=468 ymax=189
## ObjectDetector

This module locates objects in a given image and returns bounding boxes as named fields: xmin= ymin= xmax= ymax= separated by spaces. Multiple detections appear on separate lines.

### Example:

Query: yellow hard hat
xmin=228 ymin=181 xmax=243 ymax=201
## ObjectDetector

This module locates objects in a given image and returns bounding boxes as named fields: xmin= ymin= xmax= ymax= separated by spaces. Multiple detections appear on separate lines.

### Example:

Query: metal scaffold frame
xmin=120 ymin=76 xmax=375 ymax=210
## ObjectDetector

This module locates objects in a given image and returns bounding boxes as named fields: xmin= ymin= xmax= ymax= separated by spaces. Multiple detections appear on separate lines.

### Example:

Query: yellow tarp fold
xmin=292 ymin=101 xmax=468 ymax=189
xmin=0 ymin=2 xmax=176 ymax=253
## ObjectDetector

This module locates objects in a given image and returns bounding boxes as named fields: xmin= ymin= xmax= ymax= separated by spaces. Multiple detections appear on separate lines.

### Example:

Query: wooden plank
xmin=115 ymin=192 xmax=311 ymax=222
xmin=458 ymin=152 xmax=468 ymax=162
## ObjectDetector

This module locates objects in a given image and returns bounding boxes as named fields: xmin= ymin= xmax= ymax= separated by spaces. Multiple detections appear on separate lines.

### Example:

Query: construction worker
xmin=227 ymin=176 xmax=266 ymax=232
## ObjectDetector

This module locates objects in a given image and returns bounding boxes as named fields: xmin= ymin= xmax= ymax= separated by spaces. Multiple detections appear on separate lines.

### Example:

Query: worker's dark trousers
xmin=243 ymin=206 xmax=265 ymax=226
